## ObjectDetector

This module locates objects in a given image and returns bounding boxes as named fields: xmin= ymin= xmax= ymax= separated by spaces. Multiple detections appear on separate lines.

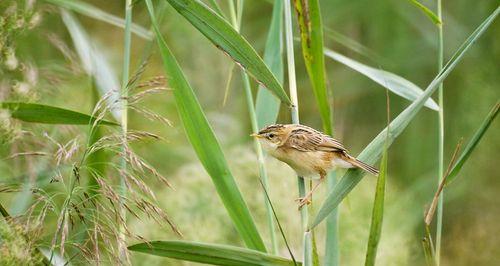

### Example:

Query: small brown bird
xmin=252 ymin=124 xmax=379 ymax=208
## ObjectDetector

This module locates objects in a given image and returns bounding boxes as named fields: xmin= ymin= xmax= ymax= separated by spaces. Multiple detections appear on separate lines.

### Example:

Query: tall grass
xmin=144 ymin=0 xmax=267 ymax=252
xmin=229 ymin=0 xmax=280 ymax=254
xmin=435 ymin=0 xmax=445 ymax=264
xmin=311 ymin=6 xmax=499 ymax=229
xmin=282 ymin=1 xmax=312 ymax=265
xmin=1 ymin=1 xmax=499 ymax=265
xmin=119 ymin=0 xmax=133 ymax=262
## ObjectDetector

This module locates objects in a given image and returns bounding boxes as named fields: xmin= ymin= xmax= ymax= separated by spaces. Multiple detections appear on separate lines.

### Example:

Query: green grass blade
xmin=145 ymin=0 xmax=266 ymax=252
xmin=293 ymin=0 xmax=332 ymax=134
xmin=324 ymin=172 xmax=340 ymax=266
xmin=293 ymin=0 xmax=336 ymax=263
xmin=323 ymin=27 xmax=382 ymax=62
xmin=255 ymin=0 xmax=284 ymax=128
xmin=445 ymin=101 xmax=499 ymax=185
xmin=435 ymin=0 xmax=445 ymax=263
xmin=0 ymin=102 xmax=117 ymax=126
xmin=117 ymin=0 xmax=133 ymax=261
xmin=311 ymin=232 xmax=320 ymax=266
xmin=408 ymin=0 xmax=442 ymax=25
xmin=324 ymin=49 xmax=440 ymax=111
xmin=303 ymin=231 xmax=313 ymax=266
xmin=232 ymin=3 xmax=279 ymax=252
xmin=243 ymin=72 xmax=279 ymax=254
xmin=207 ymin=0 xmax=227 ymax=19
xmin=128 ymin=241 xmax=300 ymax=266
xmin=283 ymin=0 xmax=308 ymax=262
xmin=45 ymin=0 xmax=152 ymax=39
xmin=164 ymin=0 xmax=291 ymax=106
xmin=364 ymin=140 xmax=388 ymax=266
xmin=310 ymin=7 xmax=499 ymax=229
xmin=422 ymin=227 xmax=437 ymax=266
xmin=61 ymin=10 xmax=122 ymax=120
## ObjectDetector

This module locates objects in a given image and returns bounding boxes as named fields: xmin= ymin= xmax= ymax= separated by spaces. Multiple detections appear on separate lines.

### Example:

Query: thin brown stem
xmin=425 ymin=138 xmax=464 ymax=226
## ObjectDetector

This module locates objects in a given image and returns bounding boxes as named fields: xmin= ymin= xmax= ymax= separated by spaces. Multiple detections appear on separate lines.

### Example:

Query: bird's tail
xmin=345 ymin=155 xmax=379 ymax=176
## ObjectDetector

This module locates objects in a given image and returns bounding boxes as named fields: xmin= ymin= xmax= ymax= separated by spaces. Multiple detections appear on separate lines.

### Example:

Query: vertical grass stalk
xmin=284 ymin=0 xmax=311 ymax=264
xmin=227 ymin=0 xmax=238 ymax=28
xmin=325 ymin=172 xmax=340 ymax=265
xmin=242 ymin=72 xmax=279 ymax=253
xmin=435 ymin=0 xmax=444 ymax=264
xmin=232 ymin=0 xmax=279 ymax=253
xmin=119 ymin=0 xmax=133 ymax=261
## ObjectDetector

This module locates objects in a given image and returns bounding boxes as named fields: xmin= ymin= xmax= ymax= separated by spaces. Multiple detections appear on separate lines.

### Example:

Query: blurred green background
xmin=1 ymin=0 xmax=499 ymax=265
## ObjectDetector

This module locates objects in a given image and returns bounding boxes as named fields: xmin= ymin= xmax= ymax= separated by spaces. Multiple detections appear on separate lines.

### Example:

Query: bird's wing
xmin=319 ymin=135 xmax=348 ymax=152
xmin=283 ymin=126 xmax=347 ymax=152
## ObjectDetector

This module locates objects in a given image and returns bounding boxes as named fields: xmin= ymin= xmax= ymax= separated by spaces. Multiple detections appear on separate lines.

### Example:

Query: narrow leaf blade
xmin=1 ymin=102 xmax=117 ymax=126
xmin=128 ymin=241 xmax=299 ymax=266
xmin=408 ymin=0 xmax=442 ymax=25
xmin=255 ymin=0 xmax=284 ymax=128
xmin=61 ymin=10 xmax=122 ymax=120
xmin=445 ymin=101 xmax=499 ymax=185
xmin=145 ymin=0 xmax=266 ymax=252
xmin=45 ymin=0 xmax=152 ymax=39
xmin=164 ymin=0 xmax=291 ymax=105
xmin=294 ymin=0 xmax=332 ymax=134
xmin=364 ymin=143 xmax=387 ymax=266
xmin=310 ymin=7 xmax=499 ymax=229
xmin=324 ymin=49 xmax=439 ymax=111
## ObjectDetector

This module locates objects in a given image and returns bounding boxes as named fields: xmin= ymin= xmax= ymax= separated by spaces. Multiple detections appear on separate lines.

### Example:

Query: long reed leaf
xmin=0 ymin=102 xmax=117 ymax=126
xmin=234 ymin=1 xmax=280 ymax=253
xmin=324 ymin=49 xmax=439 ymax=111
xmin=323 ymin=27 xmax=382 ymax=62
xmin=163 ymin=0 xmax=291 ymax=105
xmin=364 ymin=136 xmax=388 ymax=266
xmin=207 ymin=0 xmax=226 ymax=19
xmin=128 ymin=241 xmax=300 ymax=265
xmin=293 ymin=1 xmax=336 ymax=263
xmin=45 ymin=0 xmax=152 ymax=39
xmin=145 ymin=0 xmax=266 ymax=251
xmin=310 ymin=7 xmax=499 ymax=229
xmin=61 ymin=10 xmax=122 ymax=120
xmin=365 ymin=91 xmax=390 ymax=266
xmin=255 ymin=0 xmax=284 ymax=128
xmin=293 ymin=0 xmax=332 ymax=133
xmin=445 ymin=101 xmax=499 ymax=185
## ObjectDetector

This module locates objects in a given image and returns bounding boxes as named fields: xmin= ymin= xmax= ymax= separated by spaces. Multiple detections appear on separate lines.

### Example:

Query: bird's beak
xmin=250 ymin=133 xmax=263 ymax=138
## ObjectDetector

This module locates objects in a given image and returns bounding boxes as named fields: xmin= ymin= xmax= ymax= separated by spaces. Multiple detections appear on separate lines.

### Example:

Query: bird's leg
xmin=296 ymin=172 xmax=325 ymax=209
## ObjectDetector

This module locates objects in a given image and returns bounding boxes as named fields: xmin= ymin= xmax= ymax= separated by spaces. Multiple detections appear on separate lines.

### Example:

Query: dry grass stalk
xmin=424 ymin=139 xmax=464 ymax=226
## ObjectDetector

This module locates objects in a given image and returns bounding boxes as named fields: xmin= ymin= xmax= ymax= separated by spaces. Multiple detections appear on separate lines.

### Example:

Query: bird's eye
xmin=268 ymin=133 xmax=275 ymax=139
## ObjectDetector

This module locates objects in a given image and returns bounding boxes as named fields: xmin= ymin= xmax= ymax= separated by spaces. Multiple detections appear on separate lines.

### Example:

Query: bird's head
xmin=251 ymin=124 xmax=289 ymax=151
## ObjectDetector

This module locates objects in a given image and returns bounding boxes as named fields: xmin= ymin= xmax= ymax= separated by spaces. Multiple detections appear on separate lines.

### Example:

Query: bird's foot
xmin=295 ymin=196 xmax=312 ymax=210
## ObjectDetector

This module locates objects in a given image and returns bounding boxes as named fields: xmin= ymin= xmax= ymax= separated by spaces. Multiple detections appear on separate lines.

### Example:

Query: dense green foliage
xmin=0 ymin=0 xmax=498 ymax=265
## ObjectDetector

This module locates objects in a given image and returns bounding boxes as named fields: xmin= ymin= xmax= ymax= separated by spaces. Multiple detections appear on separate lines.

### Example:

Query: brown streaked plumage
xmin=252 ymin=124 xmax=379 ymax=208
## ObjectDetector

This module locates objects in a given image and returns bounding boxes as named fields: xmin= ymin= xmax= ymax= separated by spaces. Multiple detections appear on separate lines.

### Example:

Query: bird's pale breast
xmin=270 ymin=148 xmax=342 ymax=179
